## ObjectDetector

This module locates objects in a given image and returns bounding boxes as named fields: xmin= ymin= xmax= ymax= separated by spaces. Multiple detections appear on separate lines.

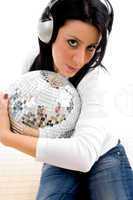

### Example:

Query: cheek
xmin=57 ymin=45 xmax=70 ymax=63
xmin=52 ymin=43 xmax=68 ymax=63
xmin=61 ymin=47 xmax=70 ymax=61
xmin=86 ymin=51 xmax=96 ymax=63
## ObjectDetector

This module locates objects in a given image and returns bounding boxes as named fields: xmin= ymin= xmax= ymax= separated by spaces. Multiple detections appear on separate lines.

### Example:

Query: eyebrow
xmin=67 ymin=35 xmax=99 ymax=47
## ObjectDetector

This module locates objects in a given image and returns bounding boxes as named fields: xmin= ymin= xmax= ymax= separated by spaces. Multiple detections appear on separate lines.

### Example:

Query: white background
xmin=0 ymin=1 xmax=133 ymax=162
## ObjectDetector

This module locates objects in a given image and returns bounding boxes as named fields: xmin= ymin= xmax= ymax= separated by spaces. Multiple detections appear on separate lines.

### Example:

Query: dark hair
xmin=29 ymin=0 xmax=114 ymax=87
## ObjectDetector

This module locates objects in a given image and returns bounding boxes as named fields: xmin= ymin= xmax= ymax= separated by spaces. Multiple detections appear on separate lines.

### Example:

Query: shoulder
xmin=77 ymin=66 xmax=112 ymax=95
xmin=76 ymin=66 xmax=113 ymax=118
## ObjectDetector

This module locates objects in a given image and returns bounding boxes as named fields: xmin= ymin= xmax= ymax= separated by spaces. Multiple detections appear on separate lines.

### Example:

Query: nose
xmin=72 ymin=49 xmax=86 ymax=68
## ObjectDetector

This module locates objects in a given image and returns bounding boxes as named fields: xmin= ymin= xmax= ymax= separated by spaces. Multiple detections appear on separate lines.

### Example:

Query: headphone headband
xmin=100 ymin=0 xmax=112 ymax=15
xmin=48 ymin=0 xmax=60 ymax=9
xmin=38 ymin=0 xmax=113 ymax=43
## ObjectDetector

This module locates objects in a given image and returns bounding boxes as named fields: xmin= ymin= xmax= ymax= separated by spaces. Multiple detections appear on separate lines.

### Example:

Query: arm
xmin=35 ymin=67 xmax=117 ymax=172
xmin=1 ymin=129 xmax=38 ymax=157
xmin=0 ymin=68 xmax=117 ymax=172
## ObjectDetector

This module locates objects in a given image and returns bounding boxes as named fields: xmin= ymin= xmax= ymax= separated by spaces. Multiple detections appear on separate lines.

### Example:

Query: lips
xmin=66 ymin=65 xmax=79 ymax=72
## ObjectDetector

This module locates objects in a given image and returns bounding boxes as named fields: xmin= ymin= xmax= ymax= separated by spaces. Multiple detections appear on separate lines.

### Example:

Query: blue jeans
xmin=36 ymin=143 xmax=133 ymax=200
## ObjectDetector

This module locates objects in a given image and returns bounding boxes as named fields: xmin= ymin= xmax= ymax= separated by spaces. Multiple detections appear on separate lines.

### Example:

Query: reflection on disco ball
xmin=7 ymin=70 xmax=81 ymax=138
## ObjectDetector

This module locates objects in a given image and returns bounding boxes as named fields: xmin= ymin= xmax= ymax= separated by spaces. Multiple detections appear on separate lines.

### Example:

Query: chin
xmin=64 ymin=70 xmax=77 ymax=77
xmin=58 ymin=68 xmax=78 ymax=78
xmin=69 ymin=72 xmax=78 ymax=77
xmin=64 ymin=73 xmax=76 ymax=78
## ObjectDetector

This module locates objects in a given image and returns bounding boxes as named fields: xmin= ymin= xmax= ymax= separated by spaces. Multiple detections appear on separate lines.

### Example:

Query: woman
xmin=0 ymin=0 xmax=133 ymax=199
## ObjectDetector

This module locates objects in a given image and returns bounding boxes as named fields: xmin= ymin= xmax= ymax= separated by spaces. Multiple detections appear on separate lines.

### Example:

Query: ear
xmin=38 ymin=18 xmax=54 ymax=43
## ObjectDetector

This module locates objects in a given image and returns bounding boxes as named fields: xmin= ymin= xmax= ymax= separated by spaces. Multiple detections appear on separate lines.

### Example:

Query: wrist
xmin=0 ymin=129 xmax=13 ymax=146
xmin=23 ymin=126 xmax=39 ymax=137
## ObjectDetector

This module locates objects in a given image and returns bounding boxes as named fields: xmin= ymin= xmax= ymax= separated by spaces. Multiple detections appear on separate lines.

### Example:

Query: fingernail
xmin=4 ymin=93 xmax=8 ymax=99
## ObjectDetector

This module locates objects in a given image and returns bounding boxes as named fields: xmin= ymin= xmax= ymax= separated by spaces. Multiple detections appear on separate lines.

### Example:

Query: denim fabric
xmin=36 ymin=143 xmax=133 ymax=200
xmin=83 ymin=143 xmax=133 ymax=200
xmin=36 ymin=164 xmax=85 ymax=200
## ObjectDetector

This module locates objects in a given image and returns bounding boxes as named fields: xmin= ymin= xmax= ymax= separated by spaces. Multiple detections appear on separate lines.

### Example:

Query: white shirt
xmin=35 ymin=66 xmax=119 ymax=172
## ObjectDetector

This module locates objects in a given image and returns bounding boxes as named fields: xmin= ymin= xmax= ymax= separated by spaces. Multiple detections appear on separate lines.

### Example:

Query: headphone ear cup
xmin=38 ymin=18 xmax=54 ymax=43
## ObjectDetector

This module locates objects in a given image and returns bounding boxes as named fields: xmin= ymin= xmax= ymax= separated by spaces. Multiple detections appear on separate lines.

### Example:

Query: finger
xmin=0 ymin=95 xmax=9 ymax=109
xmin=0 ymin=92 xmax=4 ymax=99
xmin=0 ymin=93 xmax=8 ymax=102
xmin=4 ymin=93 xmax=8 ymax=99
xmin=0 ymin=92 xmax=9 ymax=98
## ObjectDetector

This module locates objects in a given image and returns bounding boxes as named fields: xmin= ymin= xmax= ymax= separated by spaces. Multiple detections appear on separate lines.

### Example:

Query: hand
xmin=0 ymin=92 xmax=38 ymax=157
xmin=13 ymin=122 xmax=39 ymax=138
xmin=0 ymin=91 xmax=39 ymax=145
xmin=0 ymin=92 xmax=11 ymax=143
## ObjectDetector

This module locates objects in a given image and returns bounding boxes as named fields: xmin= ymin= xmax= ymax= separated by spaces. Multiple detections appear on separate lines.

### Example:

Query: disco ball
xmin=7 ymin=70 xmax=81 ymax=138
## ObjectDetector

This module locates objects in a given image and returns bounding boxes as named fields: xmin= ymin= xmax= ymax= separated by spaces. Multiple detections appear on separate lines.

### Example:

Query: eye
xmin=67 ymin=39 xmax=78 ymax=48
xmin=87 ymin=45 xmax=97 ymax=52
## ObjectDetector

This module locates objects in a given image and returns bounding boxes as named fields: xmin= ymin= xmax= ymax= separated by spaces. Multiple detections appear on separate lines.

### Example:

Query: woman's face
xmin=52 ymin=20 xmax=101 ymax=78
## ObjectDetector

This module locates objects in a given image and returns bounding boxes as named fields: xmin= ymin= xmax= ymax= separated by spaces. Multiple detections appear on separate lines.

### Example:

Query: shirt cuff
xmin=35 ymin=137 xmax=48 ymax=162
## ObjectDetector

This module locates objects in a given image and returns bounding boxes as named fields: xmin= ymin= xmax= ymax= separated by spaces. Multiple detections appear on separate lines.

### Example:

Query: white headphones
xmin=38 ymin=0 xmax=61 ymax=43
xmin=38 ymin=0 xmax=112 ymax=44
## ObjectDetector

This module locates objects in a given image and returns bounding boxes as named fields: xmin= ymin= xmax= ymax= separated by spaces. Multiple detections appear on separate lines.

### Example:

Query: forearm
xmin=2 ymin=129 xmax=38 ymax=157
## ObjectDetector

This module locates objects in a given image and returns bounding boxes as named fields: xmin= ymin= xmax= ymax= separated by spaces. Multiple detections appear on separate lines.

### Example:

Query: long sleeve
xmin=35 ymin=67 xmax=118 ymax=172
